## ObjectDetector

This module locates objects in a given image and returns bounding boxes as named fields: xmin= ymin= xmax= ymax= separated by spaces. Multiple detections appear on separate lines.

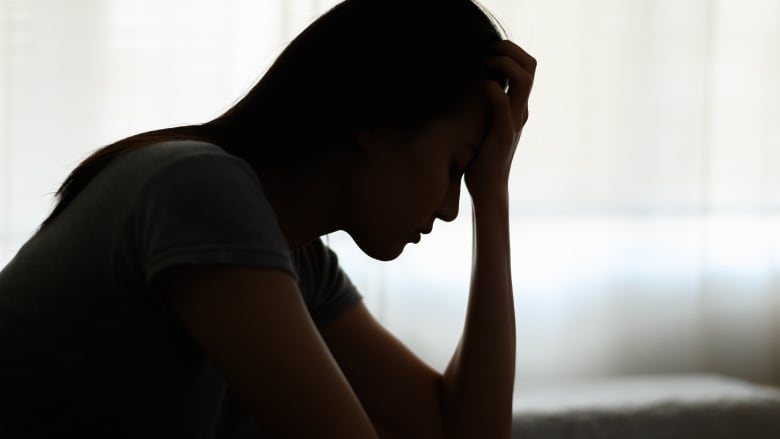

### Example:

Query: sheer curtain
xmin=2 ymin=0 xmax=778 ymax=390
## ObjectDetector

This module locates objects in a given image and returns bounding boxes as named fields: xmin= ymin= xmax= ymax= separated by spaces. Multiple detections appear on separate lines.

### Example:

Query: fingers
xmin=484 ymin=80 xmax=511 ymax=122
xmin=484 ymin=40 xmax=535 ymax=128
xmin=463 ymin=41 xmax=533 ymax=197
xmin=482 ymin=80 xmax=514 ymax=146
xmin=484 ymin=55 xmax=532 ymax=126
xmin=494 ymin=40 xmax=537 ymax=74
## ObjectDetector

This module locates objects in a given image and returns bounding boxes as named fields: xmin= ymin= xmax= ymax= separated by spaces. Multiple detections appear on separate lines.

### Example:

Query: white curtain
xmin=2 ymin=0 xmax=779 ymax=390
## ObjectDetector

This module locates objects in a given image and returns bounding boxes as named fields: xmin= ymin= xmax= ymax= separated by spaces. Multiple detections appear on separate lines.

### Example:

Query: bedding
xmin=511 ymin=374 xmax=780 ymax=439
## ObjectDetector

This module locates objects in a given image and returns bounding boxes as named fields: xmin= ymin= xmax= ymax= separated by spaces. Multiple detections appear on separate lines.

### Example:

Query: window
xmin=2 ymin=0 xmax=779 ymax=388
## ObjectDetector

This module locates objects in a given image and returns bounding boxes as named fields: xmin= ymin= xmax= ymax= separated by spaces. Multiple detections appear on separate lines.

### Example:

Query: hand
xmin=464 ymin=40 xmax=536 ymax=201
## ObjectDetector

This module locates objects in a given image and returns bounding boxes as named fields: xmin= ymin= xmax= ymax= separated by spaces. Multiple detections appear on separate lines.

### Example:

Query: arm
xmin=440 ymin=40 xmax=535 ymax=437
xmin=159 ymin=266 xmax=379 ymax=438
xmin=440 ymin=192 xmax=514 ymax=437
xmin=321 ymin=41 xmax=535 ymax=438
xmin=321 ymin=199 xmax=513 ymax=438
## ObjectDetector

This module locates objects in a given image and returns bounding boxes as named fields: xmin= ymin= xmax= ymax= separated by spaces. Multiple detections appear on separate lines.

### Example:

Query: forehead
xmin=363 ymin=92 xmax=489 ymax=160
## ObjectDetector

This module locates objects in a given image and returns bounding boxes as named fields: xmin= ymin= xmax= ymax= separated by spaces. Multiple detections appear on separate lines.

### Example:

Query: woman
xmin=0 ymin=0 xmax=535 ymax=437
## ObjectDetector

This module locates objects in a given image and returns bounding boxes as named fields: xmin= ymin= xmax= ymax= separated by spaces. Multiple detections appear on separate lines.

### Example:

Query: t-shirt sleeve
xmin=292 ymin=239 xmax=363 ymax=326
xmin=130 ymin=150 xmax=296 ymax=283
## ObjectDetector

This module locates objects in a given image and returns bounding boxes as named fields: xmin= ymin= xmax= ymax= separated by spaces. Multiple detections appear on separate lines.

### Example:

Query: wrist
xmin=471 ymin=189 xmax=509 ymax=213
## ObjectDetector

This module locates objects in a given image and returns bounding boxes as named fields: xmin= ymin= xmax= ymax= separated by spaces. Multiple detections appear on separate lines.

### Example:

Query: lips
xmin=409 ymin=224 xmax=432 ymax=244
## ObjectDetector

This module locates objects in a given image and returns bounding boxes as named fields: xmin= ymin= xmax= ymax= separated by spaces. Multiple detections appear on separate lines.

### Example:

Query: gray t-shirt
xmin=0 ymin=140 xmax=362 ymax=438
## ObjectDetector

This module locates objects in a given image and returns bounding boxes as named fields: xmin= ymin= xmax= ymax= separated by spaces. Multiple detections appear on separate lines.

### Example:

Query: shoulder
xmin=91 ymin=140 xmax=260 ymax=205
xmin=124 ymin=140 xmax=256 ymax=182
xmin=121 ymin=141 xmax=294 ymax=283
xmin=124 ymin=140 xmax=268 ymax=221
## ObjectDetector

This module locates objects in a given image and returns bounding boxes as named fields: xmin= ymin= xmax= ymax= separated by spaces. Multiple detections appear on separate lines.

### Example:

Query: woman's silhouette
xmin=0 ymin=0 xmax=535 ymax=437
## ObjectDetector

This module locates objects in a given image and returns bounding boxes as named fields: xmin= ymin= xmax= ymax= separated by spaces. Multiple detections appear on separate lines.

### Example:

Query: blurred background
xmin=1 ymin=0 xmax=778 ymax=392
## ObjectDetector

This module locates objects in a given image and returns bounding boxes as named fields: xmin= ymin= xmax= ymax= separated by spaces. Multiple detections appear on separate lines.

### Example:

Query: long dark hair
xmin=42 ymin=0 xmax=506 ymax=227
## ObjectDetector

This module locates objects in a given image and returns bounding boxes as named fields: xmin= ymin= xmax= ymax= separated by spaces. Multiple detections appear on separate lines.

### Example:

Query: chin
xmin=350 ymin=233 xmax=405 ymax=261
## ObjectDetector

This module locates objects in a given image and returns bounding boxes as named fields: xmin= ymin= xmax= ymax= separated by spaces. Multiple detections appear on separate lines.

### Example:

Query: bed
xmin=511 ymin=374 xmax=780 ymax=439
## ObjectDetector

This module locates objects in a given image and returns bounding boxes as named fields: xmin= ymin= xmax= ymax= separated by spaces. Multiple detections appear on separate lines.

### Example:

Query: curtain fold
xmin=1 ymin=0 xmax=778 ymax=388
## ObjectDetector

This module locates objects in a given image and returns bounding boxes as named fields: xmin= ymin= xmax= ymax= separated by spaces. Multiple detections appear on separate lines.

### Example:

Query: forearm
xmin=441 ymin=192 xmax=516 ymax=437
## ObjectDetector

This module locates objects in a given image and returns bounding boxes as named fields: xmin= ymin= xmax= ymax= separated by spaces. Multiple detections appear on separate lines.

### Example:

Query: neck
xmin=257 ymin=157 xmax=349 ymax=250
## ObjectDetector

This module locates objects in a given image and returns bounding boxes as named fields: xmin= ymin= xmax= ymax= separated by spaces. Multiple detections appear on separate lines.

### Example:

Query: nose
xmin=436 ymin=181 xmax=461 ymax=222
